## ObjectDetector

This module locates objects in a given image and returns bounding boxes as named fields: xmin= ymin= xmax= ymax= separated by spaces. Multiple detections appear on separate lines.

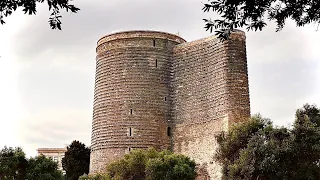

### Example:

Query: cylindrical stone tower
xmin=90 ymin=31 xmax=186 ymax=173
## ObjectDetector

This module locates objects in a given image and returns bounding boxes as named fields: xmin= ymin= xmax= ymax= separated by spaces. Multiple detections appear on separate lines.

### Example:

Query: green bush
xmin=78 ymin=173 xmax=110 ymax=180
xmin=106 ymin=148 xmax=196 ymax=180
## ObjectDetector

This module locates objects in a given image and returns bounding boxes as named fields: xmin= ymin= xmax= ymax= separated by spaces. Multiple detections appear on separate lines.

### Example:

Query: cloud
xmin=18 ymin=108 xmax=91 ymax=156
xmin=246 ymin=20 xmax=320 ymax=126
xmin=246 ymin=20 xmax=320 ymax=63
xmin=17 ymin=63 xmax=95 ymax=113
xmin=11 ymin=0 xmax=211 ymax=64
xmin=249 ymin=58 xmax=320 ymax=126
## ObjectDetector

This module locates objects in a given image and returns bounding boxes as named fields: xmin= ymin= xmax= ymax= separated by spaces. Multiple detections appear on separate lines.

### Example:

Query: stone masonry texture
xmin=89 ymin=30 xmax=250 ymax=179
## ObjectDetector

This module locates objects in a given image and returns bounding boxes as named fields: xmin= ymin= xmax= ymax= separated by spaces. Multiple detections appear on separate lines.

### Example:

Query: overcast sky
xmin=0 ymin=0 xmax=319 ymax=157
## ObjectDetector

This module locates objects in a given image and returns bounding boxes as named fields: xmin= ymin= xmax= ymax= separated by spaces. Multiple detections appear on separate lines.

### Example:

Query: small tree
xmin=26 ymin=155 xmax=64 ymax=180
xmin=62 ymin=140 xmax=90 ymax=180
xmin=107 ymin=148 xmax=196 ymax=180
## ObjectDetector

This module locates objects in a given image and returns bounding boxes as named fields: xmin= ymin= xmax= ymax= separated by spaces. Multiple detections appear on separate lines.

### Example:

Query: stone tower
xmin=90 ymin=31 xmax=186 ymax=173
xmin=90 ymin=30 xmax=250 ymax=179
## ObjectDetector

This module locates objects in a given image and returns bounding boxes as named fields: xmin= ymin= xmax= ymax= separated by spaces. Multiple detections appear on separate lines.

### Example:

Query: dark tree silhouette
xmin=62 ymin=140 xmax=90 ymax=180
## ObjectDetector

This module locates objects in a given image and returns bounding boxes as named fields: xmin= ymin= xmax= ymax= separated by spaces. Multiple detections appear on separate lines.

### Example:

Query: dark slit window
xmin=130 ymin=109 xmax=132 ymax=114
xmin=164 ymin=97 xmax=167 ymax=101
xmin=167 ymin=127 xmax=171 ymax=136
xmin=129 ymin=127 xmax=132 ymax=137
xmin=156 ymin=59 xmax=158 ymax=68
xmin=153 ymin=39 xmax=156 ymax=47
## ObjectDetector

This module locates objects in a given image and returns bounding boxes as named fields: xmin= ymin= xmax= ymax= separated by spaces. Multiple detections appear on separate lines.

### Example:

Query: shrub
xmin=106 ymin=148 xmax=196 ymax=180
xmin=78 ymin=173 xmax=110 ymax=180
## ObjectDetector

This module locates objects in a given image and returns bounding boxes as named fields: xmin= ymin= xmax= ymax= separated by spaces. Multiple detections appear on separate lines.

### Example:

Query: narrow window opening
xmin=153 ymin=39 xmax=156 ymax=47
xmin=129 ymin=127 xmax=132 ymax=137
xmin=167 ymin=127 xmax=171 ymax=137
xmin=164 ymin=97 xmax=167 ymax=101
xmin=155 ymin=59 xmax=158 ymax=68
xmin=130 ymin=109 xmax=132 ymax=114
xmin=128 ymin=147 xmax=131 ymax=152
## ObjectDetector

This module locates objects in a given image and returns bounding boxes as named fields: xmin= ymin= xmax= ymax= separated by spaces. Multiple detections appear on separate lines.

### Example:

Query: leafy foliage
xmin=26 ymin=155 xmax=64 ymax=180
xmin=215 ymin=114 xmax=272 ymax=168
xmin=202 ymin=0 xmax=320 ymax=40
xmin=79 ymin=173 xmax=111 ymax=180
xmin=215 ymin=104 xmax=320 ymax=179
xmin=0 ymin=146 xmax=63 ymax=180
xmin=106 ymin=148 xmax=197 ymax=180
xmin=0 ymin=146 xmax=28 ymax=180
xmin=62 ymin=140 xmax=91 ymax=180
xmin=0 ymin=0 xmax=80 ymax=30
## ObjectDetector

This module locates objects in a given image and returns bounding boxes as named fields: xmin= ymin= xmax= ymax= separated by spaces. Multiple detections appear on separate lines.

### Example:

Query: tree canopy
xmin=0 ymin=146 xmax=63 ymax=180
xmin=0 ymin=146 xmax=28 ymax=180
xmin=0 ymin=0 xmax=80 ymax=30
xmin=62 ymin=140 xmax=90 ymax=180
xmin=215 ymin=104 xmax=320 ymax=179
xmin=202 ymin=0 xmax=320 ymax=40
xmin=106 ymin=148 xmax=197 ymax=180
xmin=26 ymin=155 xmax=64 ymax=180
xmin=79 ymin=173 xmax=111 ymax=180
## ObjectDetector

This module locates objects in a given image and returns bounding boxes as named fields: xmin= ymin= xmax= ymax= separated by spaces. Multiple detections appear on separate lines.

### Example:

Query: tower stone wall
xmin=172 ymin=31 xmax=250 ymax=179
xmin=90 ymin=31 xmax=186 ymax=173
xmin=89 ymin=30 xmax=250 ymax=179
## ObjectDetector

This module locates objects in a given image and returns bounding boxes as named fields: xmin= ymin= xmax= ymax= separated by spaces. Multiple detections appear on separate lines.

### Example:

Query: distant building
xmin=37 ymin=148 xmax=67 ymax=172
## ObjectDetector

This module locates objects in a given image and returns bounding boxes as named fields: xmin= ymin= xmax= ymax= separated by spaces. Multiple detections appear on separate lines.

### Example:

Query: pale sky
xmin=0 ymin=0 xmax=319 ymax=157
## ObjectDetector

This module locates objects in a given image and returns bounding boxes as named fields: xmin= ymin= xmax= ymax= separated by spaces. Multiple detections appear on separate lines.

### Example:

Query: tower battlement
xmin=90 ymin=30 xmax=250 ymax=179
